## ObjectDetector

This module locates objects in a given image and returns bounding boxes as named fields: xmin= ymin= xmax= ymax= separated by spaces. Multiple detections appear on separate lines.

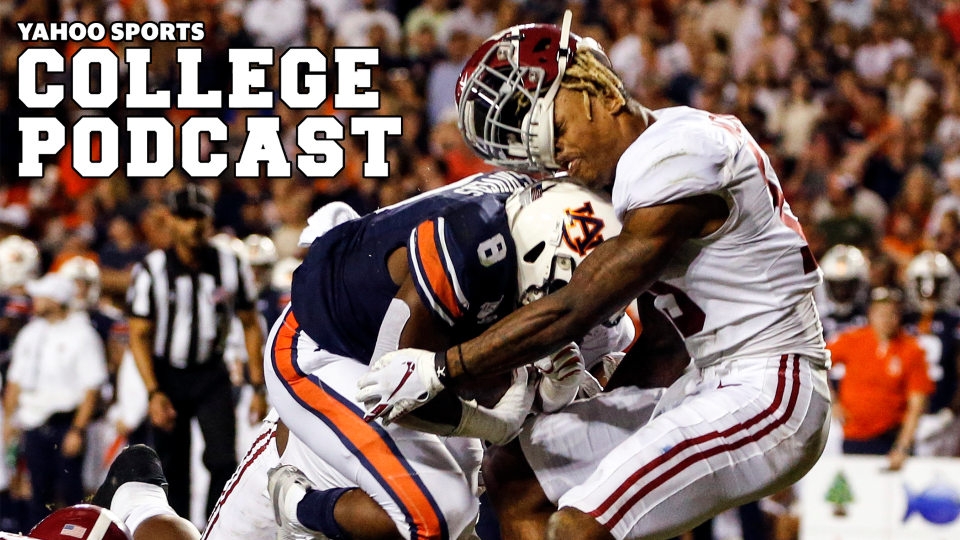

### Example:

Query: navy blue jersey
xmin=822 ymin=308 xmax=868 ymax=342
xmin=903 ymin=310 xmax=960 ymax=413
xmin=291 ymin=171 xmax=534 ymax=363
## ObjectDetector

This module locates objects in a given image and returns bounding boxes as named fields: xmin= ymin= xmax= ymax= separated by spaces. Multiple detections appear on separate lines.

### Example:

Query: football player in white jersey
xmin=358 ymin=12 xmax=832 ymax=540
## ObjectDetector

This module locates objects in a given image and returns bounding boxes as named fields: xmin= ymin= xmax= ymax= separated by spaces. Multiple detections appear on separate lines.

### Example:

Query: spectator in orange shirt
xmin=828 ymin=287 xmax=933 ymax=469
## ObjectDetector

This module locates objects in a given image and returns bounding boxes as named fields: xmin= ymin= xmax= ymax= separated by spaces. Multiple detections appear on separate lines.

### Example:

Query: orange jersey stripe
xmin=272 ymin=312 xmax=444 ymax=540
xmin=416 ymin=221 xmax=462 ymax=319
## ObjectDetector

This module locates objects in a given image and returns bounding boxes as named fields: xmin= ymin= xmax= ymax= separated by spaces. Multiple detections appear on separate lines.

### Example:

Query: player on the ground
xmin=261 ymin=173 xmax=633 ymax=540
xmin=359 ymin=14 xmax=832 ymax=540
xmin=91 ymin=446 xmax=198 ymax=540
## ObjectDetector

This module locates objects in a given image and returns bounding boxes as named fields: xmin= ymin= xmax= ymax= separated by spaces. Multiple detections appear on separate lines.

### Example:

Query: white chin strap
xmin=523 ymin=10 xmax=573 ymax=171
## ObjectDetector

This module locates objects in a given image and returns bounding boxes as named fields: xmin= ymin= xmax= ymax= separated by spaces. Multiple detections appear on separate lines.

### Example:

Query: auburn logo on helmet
xmin=562 ymin=202 xmax=605 ymax=256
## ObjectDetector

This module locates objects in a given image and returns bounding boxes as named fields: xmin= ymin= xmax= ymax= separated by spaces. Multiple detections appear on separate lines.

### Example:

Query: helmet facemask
xmin=913 ymin=276 xmax=948 ymax=302
xmin=905 ymin=251 xmax=960 ymax=310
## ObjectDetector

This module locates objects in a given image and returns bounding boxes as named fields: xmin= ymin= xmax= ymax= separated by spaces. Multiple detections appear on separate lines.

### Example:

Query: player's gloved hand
xmin=534 ymin=343 xmax=584 ymax=413
xmin=453 ymin=366 xmax=538 ymax=445
xmin=580 ymin=316 xmax=635 ymax=369
xmin=357 ymin=348 xmax=446 ymax=423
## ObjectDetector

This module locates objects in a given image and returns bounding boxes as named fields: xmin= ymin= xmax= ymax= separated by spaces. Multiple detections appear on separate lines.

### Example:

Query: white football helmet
xmin=244 ymin=234 xmax=279 ymax=267
xmin=0 ymin=235 xmax=40 ymax=292
xmin=819 ymin=245 xmax=869 ymax=312
xmin=58 ymin=256 xmax=100 ymax=308
xmin=820 ymin=244 xmax=870 ymax=282
xmin=905 ymin=250 xmax=960 ymax=309
xmin=505 ymin=181 xmax=621 ymax=306
xmin=271 ymin=257 xmax=301 ymax=292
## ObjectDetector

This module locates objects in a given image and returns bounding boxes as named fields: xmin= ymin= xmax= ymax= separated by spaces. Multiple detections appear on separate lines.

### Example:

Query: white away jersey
xmin=613 ymin=107 xmax=828 ymax=366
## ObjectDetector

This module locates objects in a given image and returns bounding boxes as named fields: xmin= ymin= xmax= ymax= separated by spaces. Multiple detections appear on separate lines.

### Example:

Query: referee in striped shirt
xmin=127 ymin=185 xmax=267 ymax=518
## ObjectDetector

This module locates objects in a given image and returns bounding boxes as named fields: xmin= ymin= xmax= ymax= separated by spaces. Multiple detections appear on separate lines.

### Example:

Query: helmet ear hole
xmin=547 ymin=279 xmax=569 ymax=294
xmin=523 ymin=241 xmax=546 ymax=263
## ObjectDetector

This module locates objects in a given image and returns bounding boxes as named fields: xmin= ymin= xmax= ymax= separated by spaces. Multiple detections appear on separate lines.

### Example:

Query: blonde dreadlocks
xmin=560 ymin=50 xmax=652 ymax=125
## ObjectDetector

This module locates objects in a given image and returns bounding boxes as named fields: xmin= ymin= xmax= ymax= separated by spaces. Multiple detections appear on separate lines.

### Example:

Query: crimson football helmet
xmin=455 ymin=11 xmax=613 ymax=172
xmin=29 ymin=505 xmax=131 ymax=540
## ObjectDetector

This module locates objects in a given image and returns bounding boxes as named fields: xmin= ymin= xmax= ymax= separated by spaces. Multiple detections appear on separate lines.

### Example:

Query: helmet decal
xmin=562 ymin=202 xmax=606 ymax=256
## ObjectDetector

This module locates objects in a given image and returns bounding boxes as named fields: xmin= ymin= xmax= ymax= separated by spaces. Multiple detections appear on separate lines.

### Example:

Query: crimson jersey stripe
xmin=202 ymin=427 xmax=277 ymax=539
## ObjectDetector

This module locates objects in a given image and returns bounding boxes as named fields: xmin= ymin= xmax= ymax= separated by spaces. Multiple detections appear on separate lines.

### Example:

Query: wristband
xmin=433 ymin=350 xmax=453 ymax=386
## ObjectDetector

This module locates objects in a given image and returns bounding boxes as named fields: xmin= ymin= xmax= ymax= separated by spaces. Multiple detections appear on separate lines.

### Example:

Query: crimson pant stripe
xmin=591 ymin=354 xmax=801 ymax=529
xmin=202 ymin=427 xmax=277 ymax=539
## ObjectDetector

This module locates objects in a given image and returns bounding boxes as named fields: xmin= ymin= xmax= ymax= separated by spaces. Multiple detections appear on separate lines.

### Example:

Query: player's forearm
xmin=452 ymin=232 xmax=671 ymax=378
xmin=240 ymin=311 xmax=266 ymax=386
xmin=895 ymin=393 xmax=927 ymax=452
xmin=451 ymin=294 xmax=581 ymax=378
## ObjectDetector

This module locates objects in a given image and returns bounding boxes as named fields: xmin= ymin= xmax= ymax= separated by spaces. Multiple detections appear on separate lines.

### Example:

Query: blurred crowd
xmin=4 ymin=0 xmax=960 ymax=538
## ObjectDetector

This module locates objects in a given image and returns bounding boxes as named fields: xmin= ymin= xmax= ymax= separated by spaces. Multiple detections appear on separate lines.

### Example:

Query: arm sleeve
xmin=126 ymin=261 xmax=154 ymax=319
xmin=407 ymin=200 xmax=515 ymax=329
xmin=612 ymin=114 xmax=739 ymax=220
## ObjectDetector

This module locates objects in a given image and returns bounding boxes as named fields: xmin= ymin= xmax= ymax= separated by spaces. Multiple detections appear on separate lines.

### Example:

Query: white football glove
xmin=534 ymin=343 xmax=584 ymax=413
xmin=452 ymin=366 xmax=537 ymax=445
xmin=357 ymin=348 xmax=446 ymax=423
xmin=580 ymin=317 xmax=635 ymax=370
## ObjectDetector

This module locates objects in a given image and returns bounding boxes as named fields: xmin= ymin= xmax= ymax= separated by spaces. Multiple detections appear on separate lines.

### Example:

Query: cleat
xmin=92 ymin=444 xmax=168 ymax=509
xmin=268 ymin=465 xmax=327 ymax=540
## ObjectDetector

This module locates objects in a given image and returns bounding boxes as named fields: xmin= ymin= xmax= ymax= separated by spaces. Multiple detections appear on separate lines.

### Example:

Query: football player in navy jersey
xmin=902 ymin=251 xmax=960 ymax=456
xmin=0 ymin=237 xmax=39 ymax=366
xmin=59 ymin=257 xmax=127 ymax=362
xmin=242 ymin=235 xmax=287 ymax=329
xmin=243 ymin=173 xmax=627 ymax=540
